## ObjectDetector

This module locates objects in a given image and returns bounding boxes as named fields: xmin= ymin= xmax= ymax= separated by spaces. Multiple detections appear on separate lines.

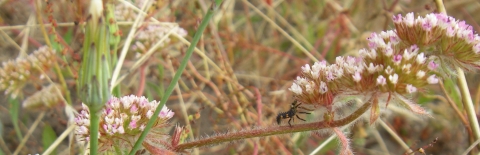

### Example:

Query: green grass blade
xmin=42 ymin=125 xmax=57 ymax=154
xmin=8 ymin=97 xmax=22 ymax=140
xmin=127 ymin=1 xmax=223 ymax=154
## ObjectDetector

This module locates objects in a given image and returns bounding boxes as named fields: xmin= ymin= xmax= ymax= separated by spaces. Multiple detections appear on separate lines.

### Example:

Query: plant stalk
xmin=434 ymin=0 xmax=480 ymax=147
xmin=173 ymin=100 xmax=372 ymax=151
xmin=457 ymin=68 xmax=480 ymax=141
xmin=127 ymin=0 xmax=223 ymax=154
xmin=89 ymin=111 xmax=100 ymax=154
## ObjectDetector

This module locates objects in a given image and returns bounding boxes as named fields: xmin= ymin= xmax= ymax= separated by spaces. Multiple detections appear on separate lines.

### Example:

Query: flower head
xmin=393 ymin=13 xmax=480 ymax=74
xmin=0 ymin=46 xmax=55 ymax=98
xmin=22 ymin=83 xmax=63 ymax=110
xmin=75 ymin=95 xmax=174 ymax=153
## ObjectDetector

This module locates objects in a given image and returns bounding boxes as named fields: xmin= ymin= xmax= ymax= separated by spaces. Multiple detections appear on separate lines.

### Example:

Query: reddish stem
xmin=272 ymin=137 xmax=292 ymax=155
xmin=173 ymin=100 xmax=372 ymax=151
xmin=8 ymin=29 xmax=43 ymax=48
xmin=252 ymin=86 xmax=263 ymax=125
xmin=253 ymin=142 xmax=258 ymax=155
xmin=136 ymin=63 xmax=147 ymax=96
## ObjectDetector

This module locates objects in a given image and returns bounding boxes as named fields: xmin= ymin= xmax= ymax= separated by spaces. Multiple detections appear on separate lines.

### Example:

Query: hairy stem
xmin=173 ymin=100 xmax=372 ymax=151
xmin=434 ymin=0 xmax=480 ymax=147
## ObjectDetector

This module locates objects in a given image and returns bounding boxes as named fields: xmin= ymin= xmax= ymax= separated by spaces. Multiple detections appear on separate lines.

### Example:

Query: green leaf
xmin=8 ymin=97 xmax=22 ymax=140
xmin=63 ymin=28 xmax=74 ymax=45
xmin=443 ymin=78 xmax=462 ymax=109
xmin=49 ymin=35 xmax=61 ymax=52
xmin=42 ymin=125 xmax=57 ymax=154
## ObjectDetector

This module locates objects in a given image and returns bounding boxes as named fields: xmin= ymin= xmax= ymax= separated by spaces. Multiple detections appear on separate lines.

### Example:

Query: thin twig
xmin=110 ymin=0 xmax=151 ymax=91
xmin=166 ymin=57 xmax=199 ymax=155
xmin=42 ymin=125 xmax=76 ymax=155
xmin=462 ymin=139 xmax=480 ymax=155
xmin=241 ymin=0 xmax=319 ymax=62
xmin=13 ymin=112 xmax=45 ymax=155
xmin=439 ymin=80 xmax=472 ymax=136
xmin=378 ymin=119 xmax=413 ymax=154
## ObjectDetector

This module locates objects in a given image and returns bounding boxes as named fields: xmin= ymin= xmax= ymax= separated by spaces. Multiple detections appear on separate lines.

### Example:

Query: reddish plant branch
xmin=252 ymin=87 xmax=263 ymax=125
xmin=136 ymin=63 xmax=147 ymax=96
xmin=173 ymin=100 xmax=372 ymax=151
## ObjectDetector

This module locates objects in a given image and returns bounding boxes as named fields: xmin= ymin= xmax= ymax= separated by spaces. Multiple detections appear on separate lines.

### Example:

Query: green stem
xmin=457 ymin=68 xmax=480 ymax=141
xmin=89 ymin=111 xmax=100 ymax=154
xmin=173 ymin=100 xmax=372 ymax=151
xmin=434 ymin=0 xmax=480 ymax=147
xmin=127 ymin=1 xmax=223 ymax=154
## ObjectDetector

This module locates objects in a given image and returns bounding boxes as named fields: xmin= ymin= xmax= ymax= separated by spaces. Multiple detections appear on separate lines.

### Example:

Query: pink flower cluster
xmin=393 ymin=13 xmax=480 ymax=72
xmin=75 ymin=95 xmax=174 ymax=152
xmin=289 ymin=12 xmax=480 ymax=119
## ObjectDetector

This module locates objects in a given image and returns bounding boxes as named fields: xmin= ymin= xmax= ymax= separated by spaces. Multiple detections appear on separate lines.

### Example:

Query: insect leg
xmin=298 ymin=111 xmax=311 ymax=114
xmin=296 ymin=115 xmax=307 ymax=121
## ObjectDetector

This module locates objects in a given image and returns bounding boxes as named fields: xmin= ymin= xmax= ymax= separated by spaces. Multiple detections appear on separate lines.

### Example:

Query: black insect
xmin=276 ymin=100 xmax=312 ymax=127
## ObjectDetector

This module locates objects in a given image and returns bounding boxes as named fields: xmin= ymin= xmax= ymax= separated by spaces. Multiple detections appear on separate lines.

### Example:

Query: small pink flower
xmin=390 ymin=35 xmax=400 ymax=45
xmin=376 ymin=75 xmax=386 ymax=86
xmin=416 ymin=70 xmax=426 ymax=78
xmin=352 ymin=72 xmax=361 ymax=82
xmin=402 ymin=64 xmax=412 ymax=73
xmin=435 ymin=13 xmax=449 ymax=29
xmin=146 ymin=110 xmax=154 ymax=119
xmin=473 ymin=43 xmax=480 ymax=54
xmin=367 ymin=33 xmax=379 ymax=49
xmin=140 ymin=124 xmax=146 ymax=131
xmin=427 ymin=75 xmax=439 ymax=84
xmin=384 ymin=44 xmax=394 ymax=56
xmin=117 ymin=126 xmax=125 ymax=134
xmin=405 ymin=13 xmax=415 ymax=26
xmin=289 ymin=83 xmax=303 ymax=95
xmin=421 ymin=14 xmax=437 ymax=31
xmin=393 ymin=54 xmax=402 ymax=65
xmin=301 ymin=64 xmax=311 ymax=73
xmin=422 ymin=20 xmax=433 ymax=31
xmin=385 ymin=66 xmax=394 ymax=75
xmin=159 ymin=106 xmax=174 ymax=119
xmin=410 ymin=45 xmax=419 ymax=53
xmin=130 ymin=104 xmax=138 ymax=113
xmin=326 ymin=71 xmax=335 ymax=81
xmin=77 ymin=126 xmax=88 ymax=135
xmin=389 ymin=74 xmax=399 ymax=85
xmin=129 ymin=119 xmax=137 ymax=129
xmin=406 ymin=84 xmax=418 ymax=93
xmin=393 ymin=14 xmax=403 ymax=23
xmin=428 ymin=61 xmax=438 ymax=70
xmin=446 ymin=26 xmax=456 ymax=37
xmin=403 ymin=49 xmax=415 ymax=61
xmin=319 ymin=81 xmax=328 ymax=94
xmin=416 ymin=53 xmax=426 ymax=64
xmin=366 ymin=63 xmax=377 ymax=73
